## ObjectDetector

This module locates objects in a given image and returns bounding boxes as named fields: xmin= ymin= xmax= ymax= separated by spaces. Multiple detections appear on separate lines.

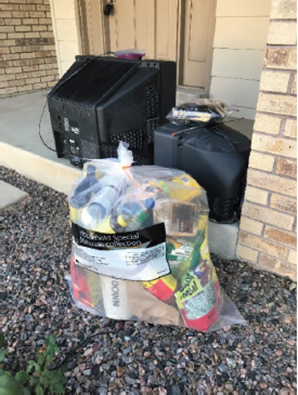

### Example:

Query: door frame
xmin=74 ymin=0 xmax=106 ymax=55
xmin=176 ymin=0 xmax=216 ymax=91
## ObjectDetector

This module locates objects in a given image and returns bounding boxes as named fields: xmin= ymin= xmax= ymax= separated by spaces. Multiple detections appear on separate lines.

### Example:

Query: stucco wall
xmin=237 ymin=0 xmax=297 ymax=281
xmin=49 ymin=0 xmax=79 ymax=76
xmin=209 ymin=0 xmax=272 ymax=120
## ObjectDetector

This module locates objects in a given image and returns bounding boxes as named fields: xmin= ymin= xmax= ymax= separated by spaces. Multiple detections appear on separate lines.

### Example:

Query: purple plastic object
xmin=115 ymin=49 xmax=145 ymax=59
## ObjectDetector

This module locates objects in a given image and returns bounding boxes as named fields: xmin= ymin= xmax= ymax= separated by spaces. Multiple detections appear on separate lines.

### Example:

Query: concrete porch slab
xmin=0 ymin=180 xmax=28 ymax=211
xmin=0 ymin=90 xmax=241 ymax=260
xmin=0 ymin=89 xmax=71 ymax=166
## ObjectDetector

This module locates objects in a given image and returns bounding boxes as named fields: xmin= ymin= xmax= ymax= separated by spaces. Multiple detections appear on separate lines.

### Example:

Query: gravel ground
xmin=1 ymin=166 xmax=297 ymax=395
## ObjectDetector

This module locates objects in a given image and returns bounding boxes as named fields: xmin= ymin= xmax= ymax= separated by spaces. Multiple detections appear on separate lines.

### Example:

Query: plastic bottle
xmin=92 ymin=214 xmax=129 ymax=233
xmin=120 ymin=198 xmax=155 ymax=231
xmin=173 ymin=241 xmax=202 ymax=279
xmin=71 ymin=164 xmax=101 ymax=209
xmin=122 ymin=202 xmax=143 ymax=216
xmin=80 ymin=185 xmax=119 ymax=230
xmin=175 ymin=270 xmax=219 ymax=332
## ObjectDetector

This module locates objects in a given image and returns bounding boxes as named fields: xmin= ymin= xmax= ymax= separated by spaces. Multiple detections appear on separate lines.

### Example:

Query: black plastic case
xmin=47 ymin=56 xmax=176 ymax=166
xmin=154 ymin=122 xmax=251 ymax=223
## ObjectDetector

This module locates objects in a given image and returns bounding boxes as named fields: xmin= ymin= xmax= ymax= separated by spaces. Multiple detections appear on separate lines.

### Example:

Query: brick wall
xmin=0 ymin=0 xmax=59 ymax=97
xmin=237 ymin=0 xmax=297 ymax=281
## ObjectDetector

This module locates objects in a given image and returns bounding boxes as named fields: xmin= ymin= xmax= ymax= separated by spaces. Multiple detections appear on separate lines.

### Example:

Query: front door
xmin=104 ymin=0 xmax=178 ymax=62
xmin=76 ymin=0 xmax=216 ymax=91
xmin=179 ymin=0 xmax=216 ymax=90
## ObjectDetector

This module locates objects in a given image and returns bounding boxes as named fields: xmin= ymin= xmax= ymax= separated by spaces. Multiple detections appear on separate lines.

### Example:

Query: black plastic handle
xmin=104 ymin=2 xmax=114 ymax=16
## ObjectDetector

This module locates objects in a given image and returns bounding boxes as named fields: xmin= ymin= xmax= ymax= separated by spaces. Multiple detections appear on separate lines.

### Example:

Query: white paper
xmin=100 ymin=277 xmax=132 ymax=319
xmin=72 ymin=239 xmax=170 ymax=281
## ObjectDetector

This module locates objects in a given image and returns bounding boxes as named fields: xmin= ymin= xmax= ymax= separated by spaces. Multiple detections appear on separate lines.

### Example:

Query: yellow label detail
xmin=142 ymin=273 xmax=177 ymax=290
xmin=93 ymin=216 xmax=115 ymax=234
xmin=200 ymin=237 xmax=210 ymax=261
xmin=69 ymin=206 xmax=82 ymax=223
xmin=175 ymin=272 xmax=203 ymax=309
xmin=172 ymin=174 xmax=201 ymax=189
xmin=118 ymin=215 xmax=128 ymax=228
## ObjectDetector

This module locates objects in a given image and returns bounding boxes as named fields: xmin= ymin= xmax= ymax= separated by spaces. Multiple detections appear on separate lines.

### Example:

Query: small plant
xmin=0 ymin=333 xmax=67 ymax=395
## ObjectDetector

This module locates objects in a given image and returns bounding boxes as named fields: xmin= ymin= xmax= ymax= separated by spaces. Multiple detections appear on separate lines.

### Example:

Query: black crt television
xmin=154 ymin=122 xmax=251 ymax=223
xmin=47 ymin=55 xmax=176 ymax=167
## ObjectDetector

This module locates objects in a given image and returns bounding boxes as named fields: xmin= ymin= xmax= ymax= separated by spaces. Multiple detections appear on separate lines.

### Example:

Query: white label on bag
xmin=72 ymin=239 xmax=170 ymax=281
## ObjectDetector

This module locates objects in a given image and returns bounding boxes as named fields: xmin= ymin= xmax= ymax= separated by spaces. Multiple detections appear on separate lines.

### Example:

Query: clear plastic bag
xmin=67 ymin=142 xmax=246 ymax=332
xmin=166 ymin=99 xmax=236 ymax=126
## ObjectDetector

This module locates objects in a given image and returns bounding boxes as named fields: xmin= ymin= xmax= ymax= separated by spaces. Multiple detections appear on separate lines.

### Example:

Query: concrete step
xmin=0 ymin=180 xmax=29 ymax=211
xmin=208 ymin=220 xmax=239 ymax=260
xmin=1 ymin=142 xmax=80 ymax=195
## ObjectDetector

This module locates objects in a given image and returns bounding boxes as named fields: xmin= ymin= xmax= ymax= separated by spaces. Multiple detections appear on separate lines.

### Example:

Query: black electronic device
xmin=154 ymin=122 xmax=251 ymax=223
xmin=47 ymin=55 xmax=176 ymax=166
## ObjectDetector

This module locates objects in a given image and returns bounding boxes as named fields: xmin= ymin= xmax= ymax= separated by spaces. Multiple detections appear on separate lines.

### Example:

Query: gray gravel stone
xmin=1 ymin=167 xmax=297 ymax=394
